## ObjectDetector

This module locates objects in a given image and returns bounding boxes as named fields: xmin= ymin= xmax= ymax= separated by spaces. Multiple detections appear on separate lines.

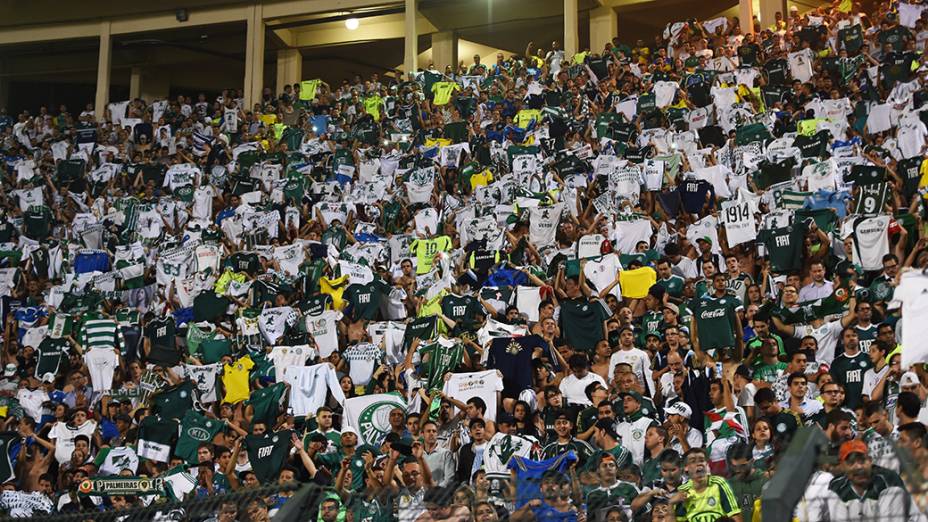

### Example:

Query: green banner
xmin=78 ymin=477 xmax=165 ymax=496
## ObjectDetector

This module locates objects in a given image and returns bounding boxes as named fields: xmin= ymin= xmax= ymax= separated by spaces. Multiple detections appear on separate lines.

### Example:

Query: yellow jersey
xmin=432 ymin=82 xmax=459 ymax=105
xmin=222 ymin=355 xmax=255 ymax=404
xmin=410 ymin=236 xmax=453 ymax=275
xmin=675 ymin=475 xmax=741 ymax=522
xmin=319 ymin=275 xmax=350 ymax=310
xmin=620 ymin=267 xmax=657 ymax=299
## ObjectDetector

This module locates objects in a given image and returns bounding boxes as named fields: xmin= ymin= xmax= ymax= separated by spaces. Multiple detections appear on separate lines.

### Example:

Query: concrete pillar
xmin=404 ymin=0 xmax=418 ymax=77
xmin=759 ymin=0 xmax=786 ymax=31
xmin=564 ymin=0 xmax=579 ymax=57
xmin=589 ymin=6 xmax=617 ymax=53
xmin=244 ymin=3 xmax=265 ymax=109
xmin=431 ymin=31 xmax=457 ymax=72
xmin=739 ymin=0 xmax=755 ymax=34
xmin=0 ymin=60 xmax=8 ymax=111
xmin=129 ymin=67 xmax=141 ymax=100
xmin=276 ymin=48 xmax=302 ymax=95
xmin=94 ymin=20 xmax=112 ymax=122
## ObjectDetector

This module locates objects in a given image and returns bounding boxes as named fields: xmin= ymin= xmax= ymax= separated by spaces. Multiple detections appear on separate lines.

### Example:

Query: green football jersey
xmin=757 ymin=222 xmax=808 ymax=273
xmin=657 ymin=275 xmax=685 ymax=298
xmin=418 ymin=338 xmax=463 ymax=392
xmin=440 ymin=294 xmax=480 ymax=334
xmin=558 ymin=298 xmax=609 ymax=352
xmin=830 ymin=350 xmax=871 ymax=410
xmin=344 ymin=280 xmax=389 ymax=321
xmin=690 ymin=295 xmax=740 ymax=351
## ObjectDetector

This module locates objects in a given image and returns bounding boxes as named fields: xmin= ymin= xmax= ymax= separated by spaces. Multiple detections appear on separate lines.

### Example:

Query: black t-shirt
xmin=839 ymin=24 xmax=864 ymax=53
xmin=879 ymin=25 xmax=913 ymax=52
xmin=684 ymin=72 xmax=712 ymax=108
xmin=657 ymin=187 xmax=684 ymax=218
xmin=898 ymin=156 xmax=924 ymax=201
xmin=764 ymin=58 xmax=789 ymax=86
xmin=762 ymin=86 xmax=791 ymax=108
xmin=737 ymin=43 xmax=760 ymax=66
xmin=226 ymin=252 xmax=260 ymax=275
xmin=845 ymin=165 xmax=886 ymax=186
xmin=793 ymin=130 xmax=831 ymax=158
xmin=681 ymin=179 xmax=715 ymax=214
xmin=145 ymin=316 xmax=181 ymax=366
xmin=698 ymin=125 xmax=726 ymax=147
xmin=487 ymin=335 xmax=548 ymax=397
xmin=193 ymin=292 xmax=231 ymax=322
xmin=754 ymin=158 xmax=796 ymax=190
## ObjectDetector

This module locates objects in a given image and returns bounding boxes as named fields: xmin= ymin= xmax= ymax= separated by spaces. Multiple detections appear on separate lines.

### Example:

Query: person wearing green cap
xmin=694 ymin=236 xmax=723 ymax=280
xmin=615 ymin=391 xmax=658 ymax=467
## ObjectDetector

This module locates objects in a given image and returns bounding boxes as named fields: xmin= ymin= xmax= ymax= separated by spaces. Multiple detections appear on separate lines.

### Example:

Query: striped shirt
xmin=80 ymin=318 xmax=123 ymax=352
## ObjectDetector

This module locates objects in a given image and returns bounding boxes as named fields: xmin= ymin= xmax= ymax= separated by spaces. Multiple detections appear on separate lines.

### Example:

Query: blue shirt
xmin=532 ymin=503 xmax=579 ymax=522
xmin=805 ymin=190 xmax=851 ymax=218
xmin=508 ymin=452 xmax=577 ymax=508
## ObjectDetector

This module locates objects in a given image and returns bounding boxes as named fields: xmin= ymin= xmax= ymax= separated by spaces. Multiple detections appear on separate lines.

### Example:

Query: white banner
xmin=442 ymin=370 xmax=504 ymax=422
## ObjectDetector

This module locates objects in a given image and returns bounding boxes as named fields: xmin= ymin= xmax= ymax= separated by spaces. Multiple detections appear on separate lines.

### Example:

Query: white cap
xmin=665 ymin=401 xmax=692 ymax=420
xmin=900 ymin=371 xmax=920 ymax=388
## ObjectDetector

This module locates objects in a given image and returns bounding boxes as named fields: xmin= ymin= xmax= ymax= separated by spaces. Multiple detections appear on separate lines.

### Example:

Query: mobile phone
xmin=715 ymin=362 xmax=723 ymax=378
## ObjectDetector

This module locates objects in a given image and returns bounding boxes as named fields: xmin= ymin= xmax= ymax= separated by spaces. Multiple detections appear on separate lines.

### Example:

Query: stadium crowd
xmin=2 ymin=0 xmax=928 ymax=520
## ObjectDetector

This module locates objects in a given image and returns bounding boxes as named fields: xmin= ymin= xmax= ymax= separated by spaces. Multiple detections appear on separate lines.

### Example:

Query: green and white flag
xmin=175 ymin=410 xmax=224 ymax=464
xmin=163 ymin=465 xmax=196 ymax=501
xmin=97 ymin=446 xmax=139 ymax=476
xmin=137 ymin=415 xmax=178 ymax=463
xmin=774 ymin=190 xmax=811 ymax=210
xmin=47 ymin=312 xmax=73 ymax=339
xmin=343 ymin=393 xmax=407 ymax=446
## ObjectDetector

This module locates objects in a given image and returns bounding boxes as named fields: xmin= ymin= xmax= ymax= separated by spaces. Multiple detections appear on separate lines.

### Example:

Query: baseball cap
xmin=663 ymin=303 xmax=679 ymax=315
xmin=619 ymin=391 xmax=643 ymax=404
xmin=41 ymin=373 xmax=55 ymax=384
xmin=341 ymin=426 xmax=359 ymax=437
xmin=665 ymin=402 xmax=692 ymax=419
xmin=839 ymin=439 xmax=869 ymax=463
xmin=554 ymin=409 xmax=573 ymax=422
xmin=900 ymin=371 xmax=920 ymax=388
xmin=696 ymin=236 xmax=713 ymax=245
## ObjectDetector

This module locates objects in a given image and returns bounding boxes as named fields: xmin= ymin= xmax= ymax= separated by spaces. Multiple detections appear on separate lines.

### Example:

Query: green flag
xmin=137 ymin=415 xmax=178 ymax=463
xmin=199 ymin=338 xmax=232 ymax=364
xmin=163 ymin=465 xmax=197 ymax=501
